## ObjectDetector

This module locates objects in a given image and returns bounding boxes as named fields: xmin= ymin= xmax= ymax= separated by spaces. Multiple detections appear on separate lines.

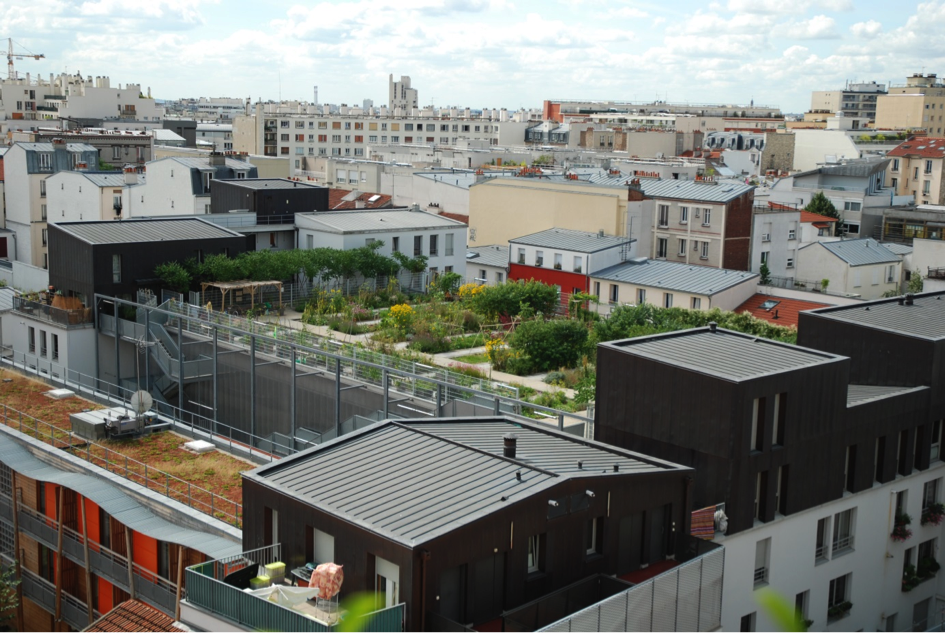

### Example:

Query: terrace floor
xmin=0 ymin=369 xmax=254 ymax=527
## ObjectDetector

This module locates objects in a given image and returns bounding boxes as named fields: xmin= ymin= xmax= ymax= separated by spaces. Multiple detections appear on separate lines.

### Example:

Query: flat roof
xmin=593 ymin=259 xmax=757 ymax=296
xmin=605 ymin=327 xmax=841 ymax=381
xmin=53 ymin=217 xmax=245 ymax=244
xmin=249 ymin=417 xmax=685 ymax=546
xmin=295 ymin=209 xmax=465 ymax=234
xmin=217 ymin=178 xmax=321 ymax=190
xmin=804 ymin=292 xmax=945 ymax=340
xmin=509 ymin=228 xmax=633 ymax=253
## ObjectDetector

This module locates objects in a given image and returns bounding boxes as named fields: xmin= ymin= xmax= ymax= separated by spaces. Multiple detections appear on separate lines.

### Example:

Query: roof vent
xmin=503 ymin=433 xmax=518 ymax=459
xmin=708 ymin=321 xmax=718 ymax=333
xmin=905 ymin=293 xmax=915 ymax=305
xmin=898 ymin=296 xmax=905 ymax=305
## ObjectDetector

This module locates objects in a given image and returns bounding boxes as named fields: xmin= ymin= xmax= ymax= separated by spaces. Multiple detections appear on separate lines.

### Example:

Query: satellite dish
xmin=130 ymin=390 xmax=153 ymax=416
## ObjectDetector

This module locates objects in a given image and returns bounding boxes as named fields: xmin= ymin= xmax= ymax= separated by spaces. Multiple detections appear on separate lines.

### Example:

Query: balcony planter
xmin=892 ymin=513 xmax=913 ymax=542
xmin=921 ymin=502 xmax=945 ymax=526
xmin=553 ymin=264 xmax=562 ymax=270
xmin=827 ymin=601 xmax=852 ymax=620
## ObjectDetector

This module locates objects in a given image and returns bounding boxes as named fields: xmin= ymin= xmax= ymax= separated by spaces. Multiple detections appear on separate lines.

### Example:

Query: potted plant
xmin=892 ymin=513 xmax=913 ymax=542
xmin=903 ymin=563 xmax=920 ymax=591
xmin=921 ymin=502 xmax=945 ymax=526
xmin=827 ymin=601 xmax=853 ymax=619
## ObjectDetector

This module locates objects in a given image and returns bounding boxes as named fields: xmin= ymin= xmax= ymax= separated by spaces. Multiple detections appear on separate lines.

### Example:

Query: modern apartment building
xmin=389 ymin=74 xmax=418 ymax=111
xmin=3 ymin=140 xmax=100 ymax=268
xmin=810 ymin=81 xmax=886 ymax=120
xmin=595 ymin=292 xmax=945 ymax=631
xmin=876 ymin=74 xmax=945 ymax=133
xmin=542 ymin=99 xmax=781 ymax=123
xmin=886 ymin=138 xmax=945 ymax=206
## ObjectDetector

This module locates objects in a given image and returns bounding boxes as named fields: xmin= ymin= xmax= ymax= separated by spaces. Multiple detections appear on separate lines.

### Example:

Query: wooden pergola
xmin=200 ymin=280 xmax=283 ymax=313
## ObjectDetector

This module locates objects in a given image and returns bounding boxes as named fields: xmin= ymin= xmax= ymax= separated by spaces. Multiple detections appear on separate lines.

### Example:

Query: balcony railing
xmin=13 ymin=297 xmax=93 ymax=328
xmin=929 ymin=267 xmax=945 ymax=280
xmin=753 ymin=566 xmax=768 ymax=585
xmin=833 ymin=535 xmax=855 ymax=554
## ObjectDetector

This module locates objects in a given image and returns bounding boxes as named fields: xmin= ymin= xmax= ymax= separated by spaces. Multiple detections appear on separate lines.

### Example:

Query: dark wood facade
xmin=242 ymin=424 xmax=693 ymax=631
xmin=210 ymin=179 xmax=328 ymax=219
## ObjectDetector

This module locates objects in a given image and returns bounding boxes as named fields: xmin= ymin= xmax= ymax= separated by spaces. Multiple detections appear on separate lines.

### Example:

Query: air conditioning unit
xmin=762 ymin=233 xmax=771 ymax=241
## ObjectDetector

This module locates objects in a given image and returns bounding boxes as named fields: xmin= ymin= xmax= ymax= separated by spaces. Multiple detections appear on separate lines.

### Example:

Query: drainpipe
xmin=420 ymin=549 xmax=431 ymax=632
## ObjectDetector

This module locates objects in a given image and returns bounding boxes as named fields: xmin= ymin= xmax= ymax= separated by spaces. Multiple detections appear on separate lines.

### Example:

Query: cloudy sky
xmin=2 ymin=0 xmax=942 ymax=114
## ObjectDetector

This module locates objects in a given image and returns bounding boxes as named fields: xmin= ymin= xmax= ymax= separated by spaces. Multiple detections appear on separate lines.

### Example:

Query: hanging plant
xmin=892 ymin=512 xmax=913 ymax=542
xmin=921 ymin=502 xmax=945 ymax=526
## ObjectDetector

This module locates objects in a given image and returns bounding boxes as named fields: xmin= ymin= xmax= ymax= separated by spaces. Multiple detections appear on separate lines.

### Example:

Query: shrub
xmin=155 ymin=261 xmax=192 ymax=294
xmin=471 ymin=279 xmax=559 ymax=321
xmin=544 ymin=371 xmax=567 ymax=385
xmin=410 ymin=333 xmax=451 ymax=354
xmin=509 ymin=319 xmax=591 ymax=373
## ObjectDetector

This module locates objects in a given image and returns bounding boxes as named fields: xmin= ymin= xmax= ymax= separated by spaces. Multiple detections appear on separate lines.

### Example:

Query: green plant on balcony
xmin=827 ymin=601 xmax=852 ymax=620
xmin=918 ymin=557 xmax=941 ymax=579
xmin=903 ymin=563 xmax=920 ymax=592
xmin=921 ymin=502 xmax=945 ymax=526
xmin=892 ymin=512 xmax=913 ymax=542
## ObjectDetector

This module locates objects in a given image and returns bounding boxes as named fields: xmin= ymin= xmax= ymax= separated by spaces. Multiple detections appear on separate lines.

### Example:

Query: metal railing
xmin=13 ymin=296 xmax=93 ymax=328
xmin=0 ymin=401 xmax=242 ymax=527
xmin=764 ymin=275 xmax=862 ymax=298
xmin=753 ymin=566 xmax=768 ymax=585
xmin=832 ymin=535 xmax=854 ymax=554
xmin=929 ymin=267 xmax=945 ymax=280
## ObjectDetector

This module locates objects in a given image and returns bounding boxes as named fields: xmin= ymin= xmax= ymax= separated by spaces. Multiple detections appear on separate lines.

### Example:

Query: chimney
xmin=503 ymin=433 xmax=518 ymax=459
xmin=52 ymin=137 xmax=66 ymax=147
xmin=209 ymin=152 xmax=225 ymax=166
xmin=123 ymin=166 xmax=137 ymax=185
xmin=355 ymin=199 xmax=366 ymax=209
xmin=905 ymin=293 xmax=915 ymax=305
xmin=708 ymin=321 xmax=718 ymax=333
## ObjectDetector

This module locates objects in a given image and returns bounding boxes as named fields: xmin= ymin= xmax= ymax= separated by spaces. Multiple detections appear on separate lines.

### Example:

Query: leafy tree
xmin=436 ymin=271 xmax=462 ymax=295
xmin=0 ymin=564 xmax=20 ymax=631
xmin=509 ymin=318 xmax=591 ymax=373
xmin=759 ymin=263 xmax=772 ymax=285
xmin=909 ymin=273 xmax=924 ymax=294
xmin=471 ymin=279 xmax=559 ymax=321
xmin=805 ymin=192 xmax=840 ymax=220
xmin=391 ymin=251 xmax=429 ymax=274
xmin=155 ymin=261 xmax=192 ymax=294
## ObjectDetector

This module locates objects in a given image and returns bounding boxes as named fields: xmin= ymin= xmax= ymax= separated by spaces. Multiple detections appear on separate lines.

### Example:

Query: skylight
xmin=759 ymin=300 xmax=780 ymax=311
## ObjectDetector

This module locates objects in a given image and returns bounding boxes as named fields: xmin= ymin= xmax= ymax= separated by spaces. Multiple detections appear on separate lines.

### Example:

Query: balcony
xmin=14 ymin=296 xmax=93 ymax=328
xmin=929 ymin=267 xmax=945 ymax=280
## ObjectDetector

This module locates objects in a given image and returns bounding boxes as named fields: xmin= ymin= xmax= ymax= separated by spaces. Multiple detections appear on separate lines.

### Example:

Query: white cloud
xmin=850 ymin=19 xmax=882 ymax=38
xmin=779 ymin=15 xmax=840 ymax=39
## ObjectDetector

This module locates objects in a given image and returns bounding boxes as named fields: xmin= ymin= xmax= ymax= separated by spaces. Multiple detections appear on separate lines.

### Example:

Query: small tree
xmin=155 ymin=261 xmax=192 ymax=294
xmin=909 ymin=273 xmax=924 ymax=294
xmin=821 ymin=278 xmax=830 ymax=292
xmin=805 ymin=192 xmax=840 ymax=221
xmin=759 ymin=263 xmax=772 ymax=285
xmin=0 ymin=564 xmax=20 ymax=631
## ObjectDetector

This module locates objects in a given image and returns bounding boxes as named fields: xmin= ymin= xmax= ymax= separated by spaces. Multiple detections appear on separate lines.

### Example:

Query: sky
xmin=1 ymin=0 xmax=943 ymax=114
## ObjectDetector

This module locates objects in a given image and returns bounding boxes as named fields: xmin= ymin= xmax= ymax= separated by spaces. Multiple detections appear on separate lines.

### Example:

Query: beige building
xmin=810 ymin=81 xmax=886 ymax=120
xmin=885 ymin=137 xmax=945 ymax=205
xmin=875 ymin=73 xmax=945 ymax=133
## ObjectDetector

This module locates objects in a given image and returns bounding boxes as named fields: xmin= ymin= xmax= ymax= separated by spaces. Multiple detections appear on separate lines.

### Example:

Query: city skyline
xmin=1 ymin=0 xmax=944 ymax=114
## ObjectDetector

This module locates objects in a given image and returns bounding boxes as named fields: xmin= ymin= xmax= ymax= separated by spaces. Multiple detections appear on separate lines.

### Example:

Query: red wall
xmin=134 ymin=533 xmax=159 ymax=581
xmin=508 ymin=264 xmax=589 ymax=295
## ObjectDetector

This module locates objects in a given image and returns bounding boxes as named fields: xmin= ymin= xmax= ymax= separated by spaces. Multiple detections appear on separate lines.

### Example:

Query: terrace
xmin=13 ymin=296 xmax=93 ymax=328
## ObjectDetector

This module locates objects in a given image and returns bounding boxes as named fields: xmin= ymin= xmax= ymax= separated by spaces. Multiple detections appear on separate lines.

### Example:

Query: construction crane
xmin=6 ymin=38 xmax=44 ymax=80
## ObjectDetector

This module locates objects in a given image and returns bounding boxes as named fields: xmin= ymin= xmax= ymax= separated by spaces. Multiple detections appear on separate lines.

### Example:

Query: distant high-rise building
xmin=363 ymin=98 xmax=373 ymax=110
xmin=389 ymin=74 xmax=418 ymax=110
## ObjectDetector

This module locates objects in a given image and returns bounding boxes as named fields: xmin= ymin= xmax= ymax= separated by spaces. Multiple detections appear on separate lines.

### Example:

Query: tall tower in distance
xmin=313 ymin=85 xmax=318 ymax=105
xmin=389 ymin=74 xmax=418 ymax=110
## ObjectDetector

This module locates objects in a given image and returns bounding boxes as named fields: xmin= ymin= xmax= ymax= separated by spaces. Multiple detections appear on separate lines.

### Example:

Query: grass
xmin=453 ymin=352 xmax=490 ymax=364
xmin=0 ymin=370 xmax=253 ymax=526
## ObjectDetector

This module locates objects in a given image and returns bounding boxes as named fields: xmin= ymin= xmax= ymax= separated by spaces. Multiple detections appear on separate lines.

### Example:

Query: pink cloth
xmin=309 ymin=563 xmax=344 ymax=600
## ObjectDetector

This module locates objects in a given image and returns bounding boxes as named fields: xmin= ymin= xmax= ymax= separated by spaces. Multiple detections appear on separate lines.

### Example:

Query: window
xmin=636 ymin=288 xmax=645 ymax=305
xmin=843 ymin=201 xmax=862 ymax=212
xmin=280 ymin=133 xmax=289 ymax=142
xmin=404 ymin=123 xmax=414 ymax=131
xmin=553 ymin=253 xmax=562 ymax=270
xmin=924 ymin=180 xmax=932 ymax=195
xmin=932 ymin=421 xmax=942 ymax=462
xmin=700 ymin=241 xmax=709 ymax=259
xmin=703 ymin=208 xmax=711 ymax=226
xmin=776 ymin=465 xmax=788 ymax=515
xmin=609 ymin=284 xmax=619 ymax=303
xmin=754 ymin=538 xmax=770 ymax=586
xmin=926 ymin=159 xmax=934 ymax=174
xmin=691 ymin=297 xmax=701 ymax=310
xmin=573 ymin=256 xmax=582 ymax=273
xmin=51 ymin=334 xmax=59 ymax=361
xmin=678 ymin=239 xmax=687 ymax=256
xmin=844 ymin=445 xmax=857 ymax=493
xmin=374 ymin=556 xmax=399 ymax=610
xmin=366 ymin=237 xmax=376 ymax=247
xmin=893 ymin=158 xmax=900 ymax=171
xmin=585 ymin=517 xmax=602 ymax=556
xmin=535 ymin=250 xmax=544 ymax=267
xmin=392 ymin=236 xmax=400 ymax=253
xmin=306 ymin=234 xmax=313 ymax=249
xmin=41 ymin=228 xmax=47 ymax=246
xmin=527 ymin=534 xmax=542 ymax=573
xmin=788 ymin=229 xmax=796 ymax=240
xmin=429 ymin=234 xmax=438 ymax=256
xmin=414 ymin=235 xmax=423 ymax=256
xmin=751 ymin=397 xmax=765 ymax=452
xmin=754 ymin=472 xmax=764 ymax=520
xmin=495 ymin=271 xmax=504 ymax=283
xmin=760 ymin=251 xmax=768 ymax=265
xmin=40 ymin=179 xmax=47 ymax=197
xmin=786 ymin=257 xmax=794 ymax=269
xmin=892 ymin=177 xmax=898 ymax=189
xmin=923 ymin=478 xmax=941 ymax=510
xmin=827 ymin=573 xmax=850 ymax=616
xmin=679 ymin=206 xmax=689 ymax=224
xmin=657 ymin=238 xmax=668 ymax=258
xmin=112 ymin=254 xmax=121 ymax=283
xmin=773 ymin=393 xmax=786 ymax=446
xmin=740 ymin=612 xmax=756 ymax=632
xmin=658 ymin=205 xmax=669 ymax=227
xmin=833 ymin=509 xmax=855 ymax=554
xmin=915 ymin=166 xmax=920 ymax=179
xmin=39 ymin=153 xmax=51 ymax=170
xmin=795 ymin=591 xmax=809 ymax=626
xmin=663 ymin=292 xmax=673 ymax=308
xmin=39 ymin=331 xmax=47 ymax=358
xmin=517 ymin=248 xmax=525 ymax=264
xmin=816 ymin=517 xmax=830 ymax=561
xmin=28 ymin=327 xmax=35 ymax=354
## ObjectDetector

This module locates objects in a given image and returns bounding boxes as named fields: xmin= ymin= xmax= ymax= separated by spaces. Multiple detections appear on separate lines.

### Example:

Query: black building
xmin=210 ymin=178 xmax=328 ymax=221
xmin=163 ymin=120 xmax=197 ymax=147
xmin=595 ymin=312 xmax=938 ymax=535
xmin=242 ymin=417 xmax=694 ymax=631
xmin=48 ymin=218 xmax=252 ymax=304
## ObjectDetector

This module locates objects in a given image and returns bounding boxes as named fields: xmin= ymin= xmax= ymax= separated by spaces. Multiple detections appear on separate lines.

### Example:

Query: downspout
xmin=420 ymin=549 xmax=431 ymax=632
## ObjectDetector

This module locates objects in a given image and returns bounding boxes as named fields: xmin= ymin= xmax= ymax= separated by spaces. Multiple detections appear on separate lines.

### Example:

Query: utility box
xmin=70 ymin=409 xmax=115 ymax=441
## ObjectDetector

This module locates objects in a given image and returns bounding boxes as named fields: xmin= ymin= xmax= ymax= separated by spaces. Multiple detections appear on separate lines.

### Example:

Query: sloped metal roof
xmin=800 ymin=238 xmax=901 ymax=266
xmin=0 ymin=433 xmax=241 ymax=559
xmin=846 ymin=384 xmax=926 ymax=407
xmin=467 ymin=245 xmax=509 ymax=269
xmin=555 ymin=173 xmax=755 ymax=203
xmin=295 ymin=209 xmax=465 ymax=234
xmin=592 ymin=259 xmax=758 ymax=296
xmin=78 ymin=173 xmax=127 ymax=188
xmin=54 ymin=217 xmax=244 ymax=244
xmin=608 ymin=327 xmax=840 ymax=382
xmin=509 ymin=228 xmax=633 ymax=253
xmin=250 ymin=418 xmax=684 ymax=546
xmin=805 ymin=292 xmax=945 ymax=340
xmin=880 ymin=242 xmax=913 ymax=256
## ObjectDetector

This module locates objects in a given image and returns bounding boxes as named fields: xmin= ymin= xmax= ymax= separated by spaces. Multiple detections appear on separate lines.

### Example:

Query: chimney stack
xmin=503 ymin=433 xmax=518 ymax=459
xmin=708 ymin=321 xmax=718 ymax=333
xmin=123 ymin=165 xmax=137 ymax=185
xmin=905 ymin=293 xmax=915 ymax=306
xmin=209 ymin=152 xmax=225 ymax=166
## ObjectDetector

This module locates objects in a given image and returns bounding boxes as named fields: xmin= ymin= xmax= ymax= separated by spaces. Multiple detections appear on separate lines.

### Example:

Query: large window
xmin=636 ymin=288 xmax=645 ymax=305
xmin=445 ymin=233 xmax=454 ymax=256
xmin=413 ymin=235 xmax=423 ymax=256
xmin=679 ymin=206 xmax=689 ymax=224
xmin=527 ymin=534 xmax=542 ymax=573
xmin=658 ymin=205 xmax=669 ymax=227
xmin=923 ymin=478 xmax=941 ymax=510
xmin=832 ymin=508 xmax=854 ymax=554
xmin=754 ymin=538 xmax=770 ymax=586
xmin=585 ymin=518 xmax=602 ymax=556
xmin=657 ymin=238 xmax=668 ymax=258
xmin=429 ymin=234 xmax=438 ymax=256
xmin=112 ymin=254 xmax=121 ymax=283
xmin=827 ymin=573 xmax=851 ymax=617
xmin=534 ymin=250 xmax=544 ymax=267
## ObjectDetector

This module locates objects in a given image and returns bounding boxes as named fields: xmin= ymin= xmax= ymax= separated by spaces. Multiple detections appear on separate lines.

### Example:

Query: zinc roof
xmin=77 ymin=173 xmax=127 ymax=188
xmin=219 ymin=178 xmax=320 ymax=190
xmin=592 ymin=259 xmax=758 ymax=296
xmin=803 ymin=292 xmax=945 ymax=340
xmin=846 ymin=384 xmax=927 ymax=407
xmin=509 ymin=228 xmax=632 ymax=253
xmin=251 ymin=418 xmax=682 ymax=546
xmin=880 ymin=242 xmax=913 ymax=256
xmin=608 ymin=327 xmax=840 ymax=381
xmin=467 ymin=245 xmax=510 ymax=269
xmin=54 ymin=218 xmax=244 ymax=244
xmin=295 ymin=209 xmax=465 ymax=234
xmin=800 ymin=238 xmax=900 ymax=266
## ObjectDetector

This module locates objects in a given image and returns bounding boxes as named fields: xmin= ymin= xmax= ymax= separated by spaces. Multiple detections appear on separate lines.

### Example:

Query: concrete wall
xmin=751 ymin=211 xmax=800 ymax=277
xmin=47 ymin=172 xmax=121 ymax=222
xmin=3 ymin=318 xmax=96 ymax=379
xmin=792 ymin=131 xmax=860 ymax=172
xmin=913 ymin=238 xmax=945 ymax=281
xmin=0 ymin=261 xmax=50 ymax=291
xmin=123 ymin=160 xmax=202 ymax=218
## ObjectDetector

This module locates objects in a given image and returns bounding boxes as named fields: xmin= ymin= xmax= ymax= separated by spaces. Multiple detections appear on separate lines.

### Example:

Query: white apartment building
xmin=466 ymin=245 xmax=509 ymax=285
xmin=46 ymin=170 xmax=135 ymax=223
xmin=3 ymin=141 xmax=99 ymax=267
xmin=196 ymin=123 xmax=233 ymax=151
xmin=123 ymin=155 xmax=256 ymax=218
xmin=795 ymin=238 xmax=901 ymax=299
xmin=295 ymin=209 xmax=468 ymax=278
xmin=389 ymin=74 xmax=418 ymax=111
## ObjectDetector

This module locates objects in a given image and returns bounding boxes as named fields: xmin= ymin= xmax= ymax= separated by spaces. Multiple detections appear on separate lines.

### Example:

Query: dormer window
xmin=39 ymin=153 xmax=51 ymax=170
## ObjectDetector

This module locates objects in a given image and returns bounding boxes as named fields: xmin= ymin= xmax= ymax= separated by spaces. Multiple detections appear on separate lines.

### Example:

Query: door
xmin=439 ymin=564 xmax=467 ymax=624
xmin=374 ymin=556 xmax=399 ymax=610
xmin=617 ymin=512 xmax=644 ymax=575
xmin=469 ymin=552 xmax=505 ymax=626
xmin=648 ymin=505 xmax=667 ymax=564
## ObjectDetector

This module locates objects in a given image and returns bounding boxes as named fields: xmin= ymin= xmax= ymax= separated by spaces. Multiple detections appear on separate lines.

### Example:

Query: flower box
xmin=892 ymin=512 xmax=913 ymax=542
xmin=921 ymin=502 xmax=945 ymax=526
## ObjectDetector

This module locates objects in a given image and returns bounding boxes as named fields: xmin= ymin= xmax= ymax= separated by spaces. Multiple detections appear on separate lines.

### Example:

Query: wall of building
xmin=0 ymin=260 xmax=49 ymax=291
xmin=47 ymin=172 xmax=121 ymax=222
xmin=913 ymin=238 xmax=945 ymax=280
xmin=2 ymin=317 xmax=96 ymax=379
xmin=795 ymin=246 xmax=899 ymax=299
xmin=751 ymin=211 xmax=801 ymax=277
xmin=792 ymin=131 xmax=861 ymax=172
xmin=759 ymin=132 xmax=795 ymax=174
